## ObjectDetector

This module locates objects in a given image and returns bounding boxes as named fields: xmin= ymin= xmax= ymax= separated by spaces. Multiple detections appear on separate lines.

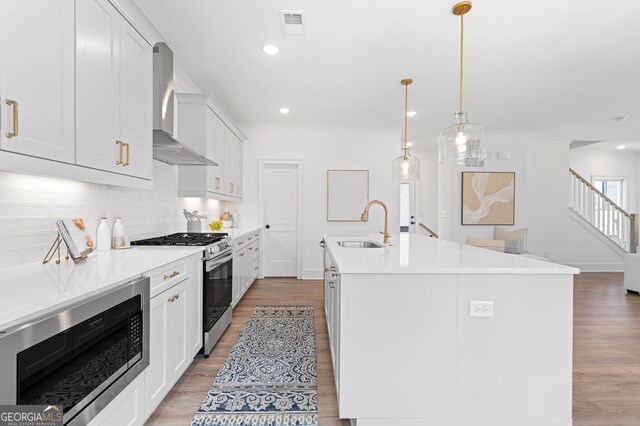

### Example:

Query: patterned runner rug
xmin=191 ymin=306 xmax=318 ymax=426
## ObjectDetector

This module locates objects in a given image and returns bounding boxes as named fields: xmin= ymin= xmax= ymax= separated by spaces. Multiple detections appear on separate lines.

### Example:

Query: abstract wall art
xmin=327 ymin=170 xmax=369 ymax=221
xmin=461 ymin=172 xmax=515 ymax=225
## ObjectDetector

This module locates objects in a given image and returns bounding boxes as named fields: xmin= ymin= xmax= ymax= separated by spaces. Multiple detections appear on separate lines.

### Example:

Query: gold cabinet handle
xmin=254 ymin=267 xmax=259 ymax=271
xmin=124 ymin=142 xmax=130 ymax=166
xmin=230 ymin=183 xmax=234 ymax=193
xmin=5 ymin=99 xmax=18 ymax=138
xmin=239 ymin=253 xmax=245 ymax=257
xmin=168 ymin=295 xmax=175 ymax=302
xmin=215 ymin=177 xmax=221 ymax=190
xmin=164 ymin=271 xmax=180 ymax=280
xmin=329 ymin=281 xmax=335 ymax=288
xmin=237 ymin=185 xmax=241 ymax=195
xmin=116 ymin=140 xmax=125 ymax=165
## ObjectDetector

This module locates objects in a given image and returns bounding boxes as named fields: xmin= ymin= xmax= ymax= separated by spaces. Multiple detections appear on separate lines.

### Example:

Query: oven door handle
xmin=205 ymin=253 xmax=233 ymax=272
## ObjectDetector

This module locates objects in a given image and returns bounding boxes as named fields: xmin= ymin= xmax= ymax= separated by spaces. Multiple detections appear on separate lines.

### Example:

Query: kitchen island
xmin=322 ymin=233 xmax=578 ymax=426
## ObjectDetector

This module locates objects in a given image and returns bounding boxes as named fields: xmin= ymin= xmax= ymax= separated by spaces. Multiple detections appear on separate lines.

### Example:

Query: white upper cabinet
xmin=119 ymin=18 xmax=152 ymax=179
xmin=76 ymin=0 xmax=152 ymax=181
xmin=0 ymin=0 xmax=75 ymax=163
xmin=75 ymin=0 xmax=121 ymax=173
xmin=176 ymin=94 xmax=245 ymax=200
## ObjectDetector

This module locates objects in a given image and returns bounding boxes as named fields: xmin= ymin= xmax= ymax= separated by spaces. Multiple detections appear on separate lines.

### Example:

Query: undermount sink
xmin=337 ymin=240 xmax=384 ymax=249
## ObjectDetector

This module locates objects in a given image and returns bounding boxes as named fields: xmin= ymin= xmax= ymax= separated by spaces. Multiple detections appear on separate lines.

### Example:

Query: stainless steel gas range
xmin=132 ymin=233 xmax=233 ymax=356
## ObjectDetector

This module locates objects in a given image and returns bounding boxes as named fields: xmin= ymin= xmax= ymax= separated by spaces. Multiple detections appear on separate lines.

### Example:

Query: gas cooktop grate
xmin=131 ymin=232 xmax=228 ymax=246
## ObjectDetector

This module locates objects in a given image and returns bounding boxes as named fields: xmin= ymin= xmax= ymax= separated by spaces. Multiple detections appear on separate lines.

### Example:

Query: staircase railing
xmin=419 ymin=223 xmax=438 ymax=238
xmin=569 ymin=168 xmax=638 ymax=252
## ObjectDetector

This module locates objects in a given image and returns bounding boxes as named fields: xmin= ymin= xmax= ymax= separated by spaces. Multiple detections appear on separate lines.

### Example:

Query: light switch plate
xmin=469 ymin=301 xmax=494 ymax=318
xmin=441 ymin=209 xmax=448 ymax=218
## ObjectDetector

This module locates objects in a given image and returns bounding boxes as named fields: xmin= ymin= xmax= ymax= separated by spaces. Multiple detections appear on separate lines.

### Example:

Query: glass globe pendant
xmin=392 ymin=79 xmax=420 ymax=180
xmin=438 ymin=1 xmax=486 ymax=167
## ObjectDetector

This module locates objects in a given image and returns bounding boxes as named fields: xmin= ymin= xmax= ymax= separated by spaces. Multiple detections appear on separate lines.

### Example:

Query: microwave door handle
xmin=206 ymin=254 xmax=233 ymax=272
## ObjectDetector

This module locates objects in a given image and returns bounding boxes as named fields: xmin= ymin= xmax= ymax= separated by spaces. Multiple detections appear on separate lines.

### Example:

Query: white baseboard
xmin=565 ymin=262 xmax=624 ymax=272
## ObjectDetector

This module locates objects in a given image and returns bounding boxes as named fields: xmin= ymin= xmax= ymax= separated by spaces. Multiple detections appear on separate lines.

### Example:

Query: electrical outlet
xmin=441 ymin=209 xmax=448 ymax=218
xmin=469 ymin=301 xmax=494 ymax=318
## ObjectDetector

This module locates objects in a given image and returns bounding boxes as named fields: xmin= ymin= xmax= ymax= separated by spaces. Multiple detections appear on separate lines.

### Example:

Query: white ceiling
xmin=136 ymin=0 xmax=640 ymax=146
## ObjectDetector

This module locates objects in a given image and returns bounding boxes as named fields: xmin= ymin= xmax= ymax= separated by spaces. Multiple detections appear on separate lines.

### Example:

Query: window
xmin=593 ymin=177 xmax=624 ymax=207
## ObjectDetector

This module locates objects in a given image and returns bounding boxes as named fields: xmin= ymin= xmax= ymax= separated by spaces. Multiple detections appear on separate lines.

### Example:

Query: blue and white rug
xmin=191 ymin=306 xmax=318 ymax=426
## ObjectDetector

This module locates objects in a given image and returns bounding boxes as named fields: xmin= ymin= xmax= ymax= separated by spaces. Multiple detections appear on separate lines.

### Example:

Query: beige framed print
xmin=327 ymin=170 xmax=369 ymax=221
xmin=461 ymin=172 xmax=515 ymax=225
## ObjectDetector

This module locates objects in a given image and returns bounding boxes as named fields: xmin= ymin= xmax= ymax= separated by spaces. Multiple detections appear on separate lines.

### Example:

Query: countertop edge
xmin=0 ymin=248 xmax=204 ymax=332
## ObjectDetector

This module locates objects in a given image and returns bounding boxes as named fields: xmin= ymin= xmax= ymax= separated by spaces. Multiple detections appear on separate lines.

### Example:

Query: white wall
xmin=0 ymin=161 xmax=224 ymax=268
xmin=238 ymin=124 xmax=438 ymax=279
xmin=413 ymin=146 xmax=439 ymax=233
xmin=438 ymin=132 xmax=529 ymax=242
xmin=438 ymin=134 xmax=626 ymax=270
xmin=570 ymin=150 xmax=640 ymax=213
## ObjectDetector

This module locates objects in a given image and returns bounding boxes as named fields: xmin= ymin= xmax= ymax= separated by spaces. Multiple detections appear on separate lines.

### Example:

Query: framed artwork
xmin=327 ymin=170 xmax=369 ymax=221
xmin=461 ymin=172 xmax=515 ymax=225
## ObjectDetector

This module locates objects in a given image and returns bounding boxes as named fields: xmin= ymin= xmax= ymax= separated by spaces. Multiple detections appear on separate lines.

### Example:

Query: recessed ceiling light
xmin=406 ymin=111 xmax=417 ymax=117
xmin=617 ymin=145 xmax=627 ymax=150
xmin=262 ymin=44 xmax=280 ymax=55
xmin=279 ymin=107 xmax=290 ymax=114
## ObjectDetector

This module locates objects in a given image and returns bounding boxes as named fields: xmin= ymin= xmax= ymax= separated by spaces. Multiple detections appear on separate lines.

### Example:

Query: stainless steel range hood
xmin=152 ymin=42 xmax=217 ymax=166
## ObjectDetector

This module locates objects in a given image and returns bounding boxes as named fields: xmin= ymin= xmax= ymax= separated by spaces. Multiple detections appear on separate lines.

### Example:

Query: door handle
xmin=5 ymin=99 xmax=18 ymax=138
xmin=265 ymin=224 xmax=270 ymax=229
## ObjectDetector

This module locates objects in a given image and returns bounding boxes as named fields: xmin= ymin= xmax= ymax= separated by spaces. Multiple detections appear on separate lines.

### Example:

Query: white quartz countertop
xmin=324 ymin=233 xmax=580 ymax=275
xmin=212 ymin=227 xmax=260 ymax=240
xmin=0 ymin=246 xmax=203 ymax=331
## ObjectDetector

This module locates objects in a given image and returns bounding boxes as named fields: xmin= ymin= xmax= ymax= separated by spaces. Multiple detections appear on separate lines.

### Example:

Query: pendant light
xmin=438 ymin=1 xmax=486 ymax=167
xmin=392 ymin=79 xmax=420 ymax=180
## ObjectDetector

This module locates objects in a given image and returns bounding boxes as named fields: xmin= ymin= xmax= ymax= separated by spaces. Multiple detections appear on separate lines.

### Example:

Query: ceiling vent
xmin=281 ymin=11 xmax=305 ymax=35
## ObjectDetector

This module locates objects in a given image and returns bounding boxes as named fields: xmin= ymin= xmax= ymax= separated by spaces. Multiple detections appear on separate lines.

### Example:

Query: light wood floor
xmin=573 ymin=272 xmax=640 ymax=425
xmin=147 ymin=273 xmax=640 ymax=426
xmin=146 ymin=277 xmax=348 ymax=426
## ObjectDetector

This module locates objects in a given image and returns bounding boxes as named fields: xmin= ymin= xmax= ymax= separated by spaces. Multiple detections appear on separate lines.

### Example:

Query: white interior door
xmin=399 ymin=180 xmax=418 ymax=233
xmin=261 ymin=162 xmax=299 ymax=277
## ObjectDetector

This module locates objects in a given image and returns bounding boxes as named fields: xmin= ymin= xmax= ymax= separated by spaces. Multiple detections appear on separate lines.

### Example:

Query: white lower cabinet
xmin=232 ymin=230 xmax=261 ymax=307
xmin=324 ymin=253 xmax=341 ymax=396
xmin=92 ymin=254 xmax=202 ymax=425
xmin=145 ymin=278 xmax=189 ymax=417
xmin=145 ymin=255 xmax=201 ymax=419
xmin=87 ymin=372 xmax=145 ymax=426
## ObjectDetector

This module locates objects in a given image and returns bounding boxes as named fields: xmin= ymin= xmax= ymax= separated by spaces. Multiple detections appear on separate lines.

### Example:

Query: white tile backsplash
xmin=0 ymin=161 xmax=225 ymax=267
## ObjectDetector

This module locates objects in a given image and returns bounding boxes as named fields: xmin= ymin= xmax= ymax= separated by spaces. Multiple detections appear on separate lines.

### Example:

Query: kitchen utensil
xmin=184 ymin=210 xmax=193 ymax=221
